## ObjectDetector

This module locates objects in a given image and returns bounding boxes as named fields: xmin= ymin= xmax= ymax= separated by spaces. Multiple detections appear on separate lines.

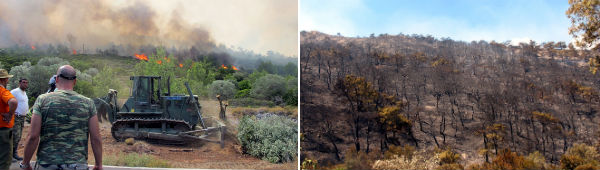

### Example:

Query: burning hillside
xmin=0 ymin=0 xmax=298 ymax=68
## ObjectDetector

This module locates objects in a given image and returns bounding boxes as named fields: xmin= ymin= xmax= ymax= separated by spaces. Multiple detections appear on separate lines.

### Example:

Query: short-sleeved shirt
xmin=0 ymin=85 xmax=15 ymax=128
xmin=32 ymin=90 xmax=97 ymax=165
xmin=10 ymin=88 xmax=28 ymax=116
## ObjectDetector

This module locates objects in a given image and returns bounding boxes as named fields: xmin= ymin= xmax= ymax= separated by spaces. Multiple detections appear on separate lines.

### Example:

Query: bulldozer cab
xmin=108 ymin=75 xmax=224 ymax=147
xmin=130 ymin=76 xmax=161 ymax=111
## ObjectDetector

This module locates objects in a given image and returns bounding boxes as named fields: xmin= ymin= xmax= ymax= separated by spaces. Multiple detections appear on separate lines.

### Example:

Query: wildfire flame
xmin=72 ymin=49 xmax=77 ymax=55
xmin=232 ymin=66 xmax=239 ymax=71
xmin=31 ymin=45 xmax=36 ymax=50
xmin=179 ymin=64 xmax=183 ymax=68
xmin=221 ymin=64 xmax=228 ymax=69
xmin=134 ymin=53 xmax=148 ymax=61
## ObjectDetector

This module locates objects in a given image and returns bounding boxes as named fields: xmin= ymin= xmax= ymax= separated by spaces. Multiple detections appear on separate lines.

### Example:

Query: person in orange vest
xmin=0 ymin=69 xmax=18 ymax=170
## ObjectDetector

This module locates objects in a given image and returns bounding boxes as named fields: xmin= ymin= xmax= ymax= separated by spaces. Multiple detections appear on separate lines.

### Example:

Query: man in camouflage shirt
xmin=20 ymin=65 xmax=102 ymax=170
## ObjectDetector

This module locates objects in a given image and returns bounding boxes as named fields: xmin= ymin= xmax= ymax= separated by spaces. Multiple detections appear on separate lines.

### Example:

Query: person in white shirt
xmin=10 ymin=78 xmax=28 ymax=161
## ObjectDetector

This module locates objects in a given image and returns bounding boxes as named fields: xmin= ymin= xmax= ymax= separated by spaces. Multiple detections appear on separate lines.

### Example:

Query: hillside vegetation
xmin=0 ymin=46 xmax=297 ymax=107
xmin=300 ymin=31 xmax=600 ymax=169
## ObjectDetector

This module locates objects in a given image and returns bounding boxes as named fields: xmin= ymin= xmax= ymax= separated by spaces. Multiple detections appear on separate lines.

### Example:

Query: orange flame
xmin=156 ymin=60 xmax=162 ymax=64
xmin=134 ymin=53 xmax=148 ymax=61
xmin=232 ymin=66 xmax=239 ymax=71
xmin=31 ymin=45 xmax=36 ymax=50
xmin=72 ymin=49 xmax=77 ymax=55
xmin=179 ymin=64 xmax=183 ymax=68
xmin=221 ymin=64 xmax=228 ymax=69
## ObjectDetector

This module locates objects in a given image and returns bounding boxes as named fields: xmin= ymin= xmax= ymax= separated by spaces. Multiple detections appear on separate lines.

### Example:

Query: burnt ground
xmin=15 ymin=100 xmax=297 ymax=169
xmin=300 ymin=66 xmax=600 ymax=167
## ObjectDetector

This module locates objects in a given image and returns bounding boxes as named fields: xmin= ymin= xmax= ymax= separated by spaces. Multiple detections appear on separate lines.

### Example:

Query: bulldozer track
xmin=111 ymin=118 xmax=193 ymax=142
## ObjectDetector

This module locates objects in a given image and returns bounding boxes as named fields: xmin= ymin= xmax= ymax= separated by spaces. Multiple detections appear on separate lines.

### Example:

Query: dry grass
xmin=372 ymin=151 xmax=440 ymax=170
xmin=103 ymin=152 xmax=172 ymax=168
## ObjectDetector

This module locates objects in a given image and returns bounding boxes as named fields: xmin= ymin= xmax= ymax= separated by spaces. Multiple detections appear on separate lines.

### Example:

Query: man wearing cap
xmin=0 ymin=69 xmax=18 ymax=170
xmin=11 ymin=78 xmax=29 ymax=161
xmin=20 ymin=65 xmax=102 ymax=170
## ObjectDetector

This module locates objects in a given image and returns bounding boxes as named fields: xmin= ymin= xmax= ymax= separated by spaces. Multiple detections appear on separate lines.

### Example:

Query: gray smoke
xmin=0 ymin=0 xmax=217 ymax=55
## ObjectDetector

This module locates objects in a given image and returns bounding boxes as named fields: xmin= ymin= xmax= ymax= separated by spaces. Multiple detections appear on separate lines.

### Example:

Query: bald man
xmin=21 ymin=65 xmax=103 ymax=170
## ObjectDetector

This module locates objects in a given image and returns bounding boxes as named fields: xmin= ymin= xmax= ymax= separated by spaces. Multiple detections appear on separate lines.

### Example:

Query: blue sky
xmin=300 ymin=0 xmax=571 ymax=45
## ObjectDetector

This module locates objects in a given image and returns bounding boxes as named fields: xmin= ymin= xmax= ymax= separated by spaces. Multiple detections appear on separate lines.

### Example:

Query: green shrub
xmin=251 ymin=74 xmax=286 ymax=100
xmin=209 ymin=80 xmax=237 ymax=100
xmin=283 ymin=87 xmax=297 ymax=106
xmin=90 ymin=67 xmax=123 ymax=98
xmin=238 ymin=79 xmax=252 ymax=90
xmin=8 ymin=61 xmax=31 ymax=89
xmin=235 ymin=89 xmax=251 ymax=98
xmin=237 ymin=115 xmax=297 ymax=163
xmin=73 ymin=79 xmax=93 ymax=97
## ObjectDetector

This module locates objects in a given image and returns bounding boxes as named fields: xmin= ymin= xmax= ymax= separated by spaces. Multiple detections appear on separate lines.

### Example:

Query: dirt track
xmin=13 ymin=100 xmax=297 ymax=170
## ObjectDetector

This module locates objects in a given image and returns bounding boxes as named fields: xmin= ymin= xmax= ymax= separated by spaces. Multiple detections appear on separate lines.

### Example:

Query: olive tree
xmin=8 ymin=62 xmax=32 ymax=89
xmin=209 ymin=80 xmax=237 ymax=100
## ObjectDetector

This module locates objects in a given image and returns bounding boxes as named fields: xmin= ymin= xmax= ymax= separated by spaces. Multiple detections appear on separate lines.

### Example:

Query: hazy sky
xmin=150 ymin=0 xmax=298 ymax=56
xmin=300 ymin=0 xmax=571 ymax=45
xmin=0 ymin=0 xmax=298 ymax=56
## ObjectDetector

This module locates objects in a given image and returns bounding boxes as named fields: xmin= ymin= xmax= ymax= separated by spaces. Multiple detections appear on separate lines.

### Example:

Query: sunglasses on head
xmin=58 ymin=74 xmax=76 ymax=80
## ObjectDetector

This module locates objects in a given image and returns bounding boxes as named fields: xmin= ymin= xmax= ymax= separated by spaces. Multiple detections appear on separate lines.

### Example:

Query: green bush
xmin=27 ymin=57 xmax=68 ymax=97
xmin=73 ymin=80 xmax=94 ymax=97
xmin=237 ymin=115 xmax=297 ymax=163
xmin=209 ymin=80 xmax=237 ymax=100
xmin=238 ymin=79 xmax=251 ymax=90
xmin=89 ymin=67 xmax=122 ymax=98
xmin=283 ymin=87 xmax=297 ymax=106
xmin=8 ymin=61 xmax=31 ymax=89
xmin=235 ymin=89 xmax=251 ymax=98
xmin=251 ymin=74 xmax=286 ymax=100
